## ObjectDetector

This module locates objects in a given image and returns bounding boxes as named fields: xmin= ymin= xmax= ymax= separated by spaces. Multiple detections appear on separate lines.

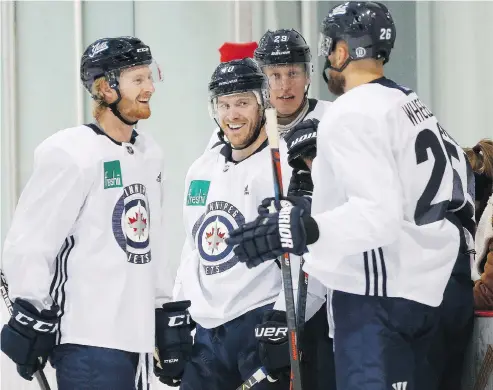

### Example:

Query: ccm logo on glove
xmin=167 ymin=314 xmax=191 ymax=327
xmin=14 ymin=312 xmax=57 ymax=333
xmin=162 ymin=358 xmax=179 ymax=364
xmin=255 ymin=326 xmax=288 ymax=342
xmin=279 ymin=204 xmax=294 ymax=249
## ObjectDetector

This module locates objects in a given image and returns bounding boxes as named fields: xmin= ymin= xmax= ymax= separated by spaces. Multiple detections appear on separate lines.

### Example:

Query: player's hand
xmin=154 ymin=301 xmax=195 ymax=387
xmin=284 ymin=118 xmax=319 ymax=171
xmin=226 ymin=200 xmax=309 ymax=268
xmin=287 ymin=170 xmax=313 ymax=198
xmin=255 ymin=310 xmax=290 ymax=381
xmin=1 ymin=299 xmax=58 ymax=381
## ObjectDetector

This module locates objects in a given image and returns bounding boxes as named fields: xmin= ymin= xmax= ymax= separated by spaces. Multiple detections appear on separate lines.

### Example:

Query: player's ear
xmin=334 ymin=40 xmax=349 ymax=69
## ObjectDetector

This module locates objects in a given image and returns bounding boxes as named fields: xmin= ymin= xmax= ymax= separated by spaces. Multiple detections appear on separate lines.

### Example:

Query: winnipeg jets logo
xmin=194 ymin=201 xmax=245 ymax=275
xmin=112 ymin=184 xmax=152 ymax=264
xmin=329 ymin=3 xmax=348 ymax=16
xmin=88 ymin=41 xmax=109 ymax=58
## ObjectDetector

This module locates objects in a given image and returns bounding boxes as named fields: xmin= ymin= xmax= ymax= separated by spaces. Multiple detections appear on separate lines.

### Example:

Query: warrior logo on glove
xmin=226 ymin=197 xmax=319 ymax=268
xmin=278 ymin=201 xmax=295 ymax=249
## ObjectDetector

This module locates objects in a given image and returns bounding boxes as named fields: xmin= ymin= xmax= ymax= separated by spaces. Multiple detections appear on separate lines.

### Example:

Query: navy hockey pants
xmin=301 ymin=302 xmax=336 ymax=390
xmin=332 ymin=291 xmax=439 ymax=390
xmin=51 ymin=343 xmax=149 ymax=390
xmin=426 ymin=275 xmax=474 ymax=390
xmin=179 ymin=304 xmax=287 ymax=390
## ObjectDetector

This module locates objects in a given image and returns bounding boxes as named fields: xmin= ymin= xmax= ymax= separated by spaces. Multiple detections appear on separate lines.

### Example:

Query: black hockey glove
xmin=1 ymin=299 xmax=58 ymax=381
xmin=284 ymin=118 xmax=319 ymax=171
xmin=155 ymin=300 xmax=195 ymax=387
xmin=227 ymin=199 xmax=318 ymax=268
xmin=255 ymin=310 xmax=290 ymax=381
xmin=287 ymin=170 xmax=314 ymax=198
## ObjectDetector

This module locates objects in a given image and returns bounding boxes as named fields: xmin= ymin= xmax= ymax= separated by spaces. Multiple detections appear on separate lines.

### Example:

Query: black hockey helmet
xmin=208 ymin=58 xmax=269 ymax=150
xmin=318 ymin=1 xmax=395 ymax=74
xmin=254 ymin=28 xmax=312 ymax=104
xmin=80 ymin=36 xmax=161 ymax=125
xmin=209 ymin=58 xmax=269 ymax=102
xmin=254 ymin=29 xmax=311 ymax=67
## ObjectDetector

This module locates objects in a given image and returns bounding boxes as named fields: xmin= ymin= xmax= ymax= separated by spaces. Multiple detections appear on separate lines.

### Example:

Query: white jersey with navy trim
xmin=176 ymin=99 xmax=331 ymax=328
xmin=2 ymin=124 xmax=172 ymax=353
xmin=174 ymin=143 xmax=282 ymax=328
xmin=304 ymin=77 xmax=475 ymax=307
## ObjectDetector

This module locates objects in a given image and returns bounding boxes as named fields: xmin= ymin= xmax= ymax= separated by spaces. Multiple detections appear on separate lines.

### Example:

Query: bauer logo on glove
xmin=284 ymin=118 xmax=319 ymax=171
xmin=255 ymin=325 xmax=288 ymax=342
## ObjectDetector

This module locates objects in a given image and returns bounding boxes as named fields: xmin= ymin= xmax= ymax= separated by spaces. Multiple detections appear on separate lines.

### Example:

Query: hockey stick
xmin=296 ymin=258 xmax=308 ymax=361
xmin=265 ymin=107 xmax=303 ymax=390
xmin=235 ymin=366 xmax=268 ymax=390
xmin=0 ymin=271 xmax=52 ymax=390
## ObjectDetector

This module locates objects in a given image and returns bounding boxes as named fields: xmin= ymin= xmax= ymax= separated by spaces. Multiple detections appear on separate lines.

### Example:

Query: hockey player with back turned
xmin=0 ymin=36 xmax=173 ymax=390
xmin=226 ymin=2 xmax=475 ymax=390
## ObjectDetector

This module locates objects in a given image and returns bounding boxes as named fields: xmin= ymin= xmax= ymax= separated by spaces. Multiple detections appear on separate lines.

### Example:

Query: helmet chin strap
xmin=322 ymin=57 xmax=351 ymax=84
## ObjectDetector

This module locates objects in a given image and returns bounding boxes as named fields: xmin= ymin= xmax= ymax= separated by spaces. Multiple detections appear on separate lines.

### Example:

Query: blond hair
xmin=91 ymin=77 xmax=108 ymax=120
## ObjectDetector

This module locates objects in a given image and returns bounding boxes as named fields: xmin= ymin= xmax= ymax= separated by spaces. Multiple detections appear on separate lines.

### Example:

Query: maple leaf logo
xmin=205 ymin=217 xmax=226 ymax=254
xmin=128 ymin=210 xmax=147 ymax=239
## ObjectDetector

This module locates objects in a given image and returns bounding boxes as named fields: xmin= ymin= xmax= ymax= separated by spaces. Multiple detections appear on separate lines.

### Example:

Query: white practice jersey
xmin=2 ymin=124 xmax=172 ymax=353
xmin=304 ymin=78 xmax=475 ymax=308
xmin=175 ymin=99 xmax=331 ymax=328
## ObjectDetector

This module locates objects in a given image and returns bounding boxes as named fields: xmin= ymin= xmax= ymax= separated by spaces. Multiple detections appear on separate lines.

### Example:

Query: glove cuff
xmin=159 ymin=300 xmax=191 ymax=313
xmin=11 ymin=299 xmax=58 ymax=334
xmin=156 ymin=301 xmax=195 ymax=329
xmin=303 ymin=214 xmax=320 ymax=245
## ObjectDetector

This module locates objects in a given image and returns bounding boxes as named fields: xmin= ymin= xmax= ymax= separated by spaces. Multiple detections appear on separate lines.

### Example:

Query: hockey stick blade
xmin=235 ymin=366 xmax=268 ymax=390
xmin=0 ymin=271 xmax=52 ymax=390
xmin=265 ymin=108 xmax=303 ymax=390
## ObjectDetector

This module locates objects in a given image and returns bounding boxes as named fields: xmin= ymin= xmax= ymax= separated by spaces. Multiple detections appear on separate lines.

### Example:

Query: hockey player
xmin=200 ymin=31 xmax=335 ymax=389
xmin=253 ymin=28 xmax=335 ymax=390
xmin=226 ymin=2 xmax=476 ymax=390
xmin=154 ymin=58 xmax=325 ymax=390
xmin=1 ymin=36 xmax=171 ymax=390
xmin=207 ymin=30 xmax=330 ymax=151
